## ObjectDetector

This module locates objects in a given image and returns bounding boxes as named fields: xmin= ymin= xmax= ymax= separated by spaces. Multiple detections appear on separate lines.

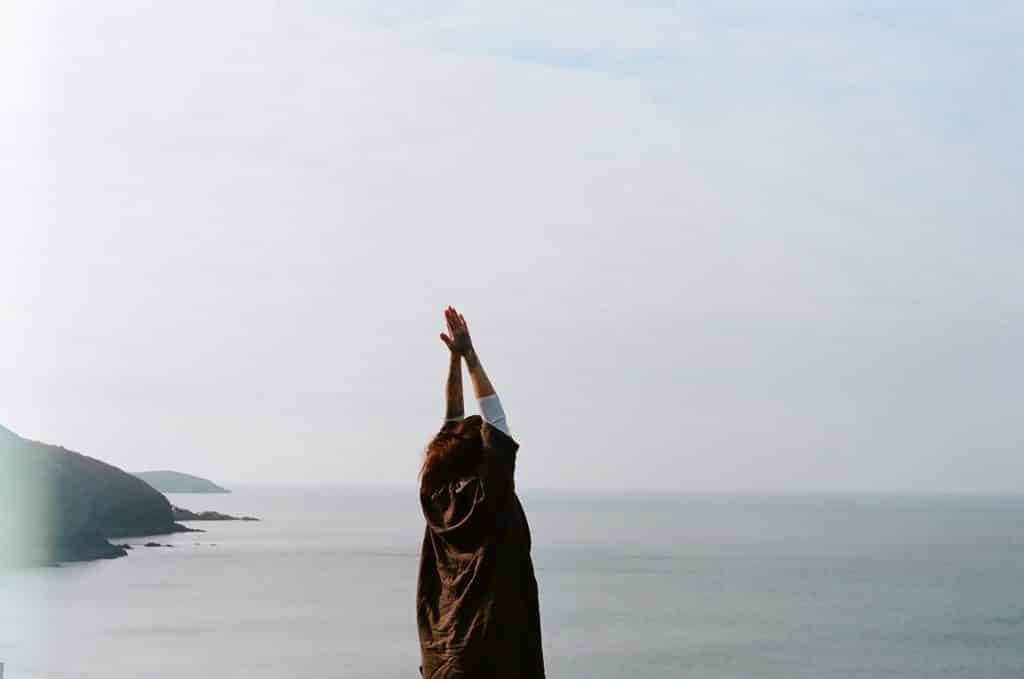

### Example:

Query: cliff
xmin=0 ymin=424 xmax=189 ymax=566
xmin=133 ymin=470 xmax=230 ymax=493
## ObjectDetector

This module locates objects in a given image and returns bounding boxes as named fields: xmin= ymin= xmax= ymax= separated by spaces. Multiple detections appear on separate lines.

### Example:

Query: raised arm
xmin=442 ymin=351 xmax=464 ymax=422
xmin=439 ymin=307 xmax=465 ymax=422
xmin=463 ymin=348 xmax=495 ymax=399
xmin=467 ymin=347 xmax=508 ymax=434
xmin=440 ymin=307 xmax=509 ymax=434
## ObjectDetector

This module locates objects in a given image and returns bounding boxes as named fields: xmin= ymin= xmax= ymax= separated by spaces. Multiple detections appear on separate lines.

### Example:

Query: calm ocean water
xmin=1 ymin=489 xmax=1022 ymax=678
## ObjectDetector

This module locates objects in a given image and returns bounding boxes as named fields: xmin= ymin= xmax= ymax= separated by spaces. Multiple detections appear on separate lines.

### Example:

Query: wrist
xmin=463 ymin=349 xmax=479 ymax=368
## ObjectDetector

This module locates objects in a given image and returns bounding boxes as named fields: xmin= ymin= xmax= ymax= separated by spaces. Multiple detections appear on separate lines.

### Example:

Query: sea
xmin=1 ymin=489 xmax=1022 ymax=678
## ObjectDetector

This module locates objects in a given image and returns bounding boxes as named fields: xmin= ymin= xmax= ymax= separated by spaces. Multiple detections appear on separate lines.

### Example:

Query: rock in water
xmin=172 ymin=506 xmax=259 ymax=522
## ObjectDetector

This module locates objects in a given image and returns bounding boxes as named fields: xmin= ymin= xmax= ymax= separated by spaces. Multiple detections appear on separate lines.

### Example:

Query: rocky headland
xmin=0 ymin=424 xmax=193 ymax=566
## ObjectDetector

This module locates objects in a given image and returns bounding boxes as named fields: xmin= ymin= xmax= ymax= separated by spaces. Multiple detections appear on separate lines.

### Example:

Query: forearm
xmin=463 ymin=349 xmax=495 ymax=399
xmin=444 ymin=352 xmax=464 ymax=421
xmin=464 ymin=350 xmax=509 ymax=433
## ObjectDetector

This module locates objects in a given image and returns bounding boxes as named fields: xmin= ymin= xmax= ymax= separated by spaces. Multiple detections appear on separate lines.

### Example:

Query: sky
xmin=1 ymin=1 xmax=1021 ymax=493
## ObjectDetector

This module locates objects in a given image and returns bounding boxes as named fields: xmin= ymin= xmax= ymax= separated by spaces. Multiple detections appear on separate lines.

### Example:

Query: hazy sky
xmin=2 ymin=2 xmax=1021 ymax=492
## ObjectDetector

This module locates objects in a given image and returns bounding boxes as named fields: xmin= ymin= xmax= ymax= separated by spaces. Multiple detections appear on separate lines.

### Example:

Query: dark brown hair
xmin=420 ymin=415 xmax=484 ymax=494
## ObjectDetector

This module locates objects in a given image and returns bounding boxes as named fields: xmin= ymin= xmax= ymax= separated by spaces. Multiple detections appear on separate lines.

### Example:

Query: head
xmin=420 ymin=415 xmax=484 ymax=494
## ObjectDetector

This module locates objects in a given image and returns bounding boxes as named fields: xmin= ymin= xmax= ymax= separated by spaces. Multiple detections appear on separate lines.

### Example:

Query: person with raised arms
xmin=416 ymin=306 xmax=545 ymax=678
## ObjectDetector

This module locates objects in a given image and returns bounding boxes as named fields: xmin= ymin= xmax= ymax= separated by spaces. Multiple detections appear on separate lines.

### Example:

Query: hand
xmin=439 ymin=306 xmax=473 ymax=356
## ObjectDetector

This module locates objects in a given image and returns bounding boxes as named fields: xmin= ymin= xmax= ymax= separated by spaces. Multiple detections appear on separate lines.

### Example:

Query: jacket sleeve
xmin=478 ymin=422 xmax=519 ymax=504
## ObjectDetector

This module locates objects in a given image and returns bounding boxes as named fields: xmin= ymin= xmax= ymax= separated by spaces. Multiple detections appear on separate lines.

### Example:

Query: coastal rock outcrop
xmin=0 ymin=424 xmax=191 ymax=566
xmin=171 ymin=506 xmax=258 ymax=522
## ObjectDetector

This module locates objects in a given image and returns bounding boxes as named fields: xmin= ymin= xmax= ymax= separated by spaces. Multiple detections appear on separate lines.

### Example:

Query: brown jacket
xmin=417 ymin=418 xmax=545 ymax=678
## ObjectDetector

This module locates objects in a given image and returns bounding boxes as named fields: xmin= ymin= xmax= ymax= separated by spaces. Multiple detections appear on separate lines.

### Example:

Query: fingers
xmin=443 ymin=306 xmax=468 ymax=334
xmin=440 ymin=333 xmax=454 ymax=350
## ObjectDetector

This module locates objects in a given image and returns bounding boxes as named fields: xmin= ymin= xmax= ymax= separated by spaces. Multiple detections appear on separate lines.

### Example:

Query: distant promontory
xmin=133 ymin=470 xmax=230 ymax=494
